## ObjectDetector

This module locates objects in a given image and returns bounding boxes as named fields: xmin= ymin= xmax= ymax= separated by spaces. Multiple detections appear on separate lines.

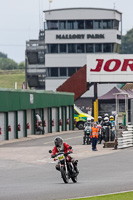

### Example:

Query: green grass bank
xmin=0 ymin=70 xmax=25 ymax=89
xmin=68 ymin=191 xmax=133 ymax=200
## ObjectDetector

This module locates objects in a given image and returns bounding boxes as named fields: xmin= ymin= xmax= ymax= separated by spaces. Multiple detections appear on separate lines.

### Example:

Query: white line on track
xmin=43 ymin=135 xmax=82 ymax=145
xmin=66 ymin=189 xmax=133 ymax=199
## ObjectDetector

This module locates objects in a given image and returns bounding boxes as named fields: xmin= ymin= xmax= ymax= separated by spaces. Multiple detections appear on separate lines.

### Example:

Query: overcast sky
xmin=0 ymin=0 xmax=133 ymax=63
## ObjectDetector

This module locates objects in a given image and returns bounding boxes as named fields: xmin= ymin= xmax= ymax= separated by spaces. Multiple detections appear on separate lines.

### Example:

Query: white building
xmin=26 ymin=7 xmax=122 ymax=97
xmin=44 ymin=8 xmax=122 ymax=97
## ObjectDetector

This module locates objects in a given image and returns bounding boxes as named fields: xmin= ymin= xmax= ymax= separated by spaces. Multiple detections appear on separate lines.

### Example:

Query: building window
xmin=51 ymin=68 xmax=58 ymax=77
xmin=77 ymin=20 xmax=84 ymax=29
xmin=47 ymin=43 xmax=117 ymax=54
xmin=86 ymin=44 xmax=94 ymax=53
xmin=77 ymin=44 xmax=84 ymax=53
xmin=103 ymin=20 xmax=113 ymax=29
xmin=50 ymin=44 xmax=58 ymax=53
xmin=46 ymin=67 xmax=80 ymax=77
xmin=114 ymin=20 xmax=119 ymax=30
xmin=47 ymin=21 xmax=58 ymax=30
xmin=47 ymin=68 xmax=51 ymax=77
xmin=103 ymin=43 xmax=112 ymax=52
xmin=94 ymin=20 xmax=102 ymax=29
xmin=68 ymin=44 xmax=76 ymax=53
xmin=47 ymin=19 xmax=120 ymax=30
xmin=59 ymin=21 xmax=66 ymax=30
xmin=59 ymin=44 xmax=67 ymax=53
xmin=68 ymin=67 xmax=76 ymax=76
xmin=67 ymin=20 xmax=77 ymax=29
xmin=117 ymin=35 xmax=121 ymax=40
xmin=85 ymin=20 xmax=93 ymax=29
xmin=38 ymin=51 xmax=45 ymax=64
xmin=95 ymin=44 xmax=102 ymax=52
xmin=60 ymin=68 xmax=67 ymax=76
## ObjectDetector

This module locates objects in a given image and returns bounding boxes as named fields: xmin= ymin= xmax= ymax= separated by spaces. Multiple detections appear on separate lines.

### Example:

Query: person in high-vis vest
xmin=91 ymin=122 xmax=99 ymax=151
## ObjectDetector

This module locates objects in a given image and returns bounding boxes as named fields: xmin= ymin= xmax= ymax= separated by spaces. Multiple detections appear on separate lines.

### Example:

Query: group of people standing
xmin=84 ymin=114 xmax=115 ymax=151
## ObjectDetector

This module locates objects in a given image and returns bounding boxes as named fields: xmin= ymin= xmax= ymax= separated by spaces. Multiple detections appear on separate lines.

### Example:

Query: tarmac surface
xmin=0 ymin=130 xmax=133 ymax=200
xmin=0 ymin=129 xmax=117 ymax=166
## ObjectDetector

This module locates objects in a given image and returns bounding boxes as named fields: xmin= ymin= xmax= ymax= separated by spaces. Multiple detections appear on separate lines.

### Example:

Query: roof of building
xmin=121 ymin=83 xmax=133 ymax=90
xmin=44 ymin=7 xmax=122 ymax=14
xmin=98 ymin=86 xmax=133 ymax=100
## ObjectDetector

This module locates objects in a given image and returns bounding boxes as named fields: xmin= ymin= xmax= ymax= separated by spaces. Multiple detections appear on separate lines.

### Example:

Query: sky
xmin=0 ymin=0 xmax=133 ymax=63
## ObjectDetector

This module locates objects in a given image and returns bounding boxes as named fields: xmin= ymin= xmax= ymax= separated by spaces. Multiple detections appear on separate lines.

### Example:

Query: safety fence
xmin=117 ymin=125 xmax=133 ymax=149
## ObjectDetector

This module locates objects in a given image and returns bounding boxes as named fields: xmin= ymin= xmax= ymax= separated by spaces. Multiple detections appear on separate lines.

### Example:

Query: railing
xmin=117 ymin=125 xmax=133 ymax=149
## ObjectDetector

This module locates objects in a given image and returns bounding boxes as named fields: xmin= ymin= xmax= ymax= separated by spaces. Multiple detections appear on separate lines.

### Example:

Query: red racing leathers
xmin=52 ymin=142 xmax=72 ymax=155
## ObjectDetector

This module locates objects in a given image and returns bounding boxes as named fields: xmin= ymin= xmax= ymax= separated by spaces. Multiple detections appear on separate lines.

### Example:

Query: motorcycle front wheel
xmin=60 ymin=167 xmax=69 ymax=183
xmin=71 ymin=174 xmax=78 ymax=183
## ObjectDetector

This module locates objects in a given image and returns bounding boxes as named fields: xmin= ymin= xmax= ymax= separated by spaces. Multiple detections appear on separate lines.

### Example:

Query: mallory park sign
xmin=56 ymin=34 xmax=104 ymax=39
xmin=87 ymin=54 xmax=133 ymax=83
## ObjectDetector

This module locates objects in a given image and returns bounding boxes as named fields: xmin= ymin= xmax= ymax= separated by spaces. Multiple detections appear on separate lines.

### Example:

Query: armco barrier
xmin=118 ymin=125 xmax=133 ymax=149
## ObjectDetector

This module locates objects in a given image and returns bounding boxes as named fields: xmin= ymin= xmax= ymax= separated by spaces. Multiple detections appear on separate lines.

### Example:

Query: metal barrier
xmin=118 ymin=125 xmax=133 ymax=149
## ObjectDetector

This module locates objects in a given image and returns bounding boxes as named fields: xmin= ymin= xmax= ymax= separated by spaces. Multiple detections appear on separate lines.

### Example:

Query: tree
xmin=0 ymin=58 xmax=18 ymax=70
xmin=120 ymin=28 xmax=133 ymax=54
xmin=0 ymin=52 xmax=7 ymax=58
xmin=18 ymin=61 xmax=25 ymax=69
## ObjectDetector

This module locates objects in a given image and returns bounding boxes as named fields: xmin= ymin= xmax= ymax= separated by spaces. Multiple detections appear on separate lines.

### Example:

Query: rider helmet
xmin=104 ymin=113 xmax=109 ymax=118
xmin=98 ymin=116 xmax=102 ymax=122
xmin=91 ymin=117 xmax=94 ymax=123
xmin=110 ymin=115 xmax=114 ymax=121
xmin=87 ymin=117 xmax=91 ymax=122
xmin=104 ymin=116 xmax=109 ymax=122
xmin=54 ymin=136 xmax=63 ymax=148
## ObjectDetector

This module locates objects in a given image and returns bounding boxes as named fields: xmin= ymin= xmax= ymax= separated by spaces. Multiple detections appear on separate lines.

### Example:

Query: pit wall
xmin=0 ymin=89 xmax=74 ymax=142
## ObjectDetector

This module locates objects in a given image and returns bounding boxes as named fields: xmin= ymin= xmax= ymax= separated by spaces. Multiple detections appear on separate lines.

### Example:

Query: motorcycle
xmin=36 ymin=121 xmax=43 ymax=131
xmin=49 ymin=147 xmax=78 ymax=184
xmin=97 ymin=124 xmax=102 ymax=144
xmin=102 ymin=125 xmax=109 ymax=142
xmin=83 ymin=126 xmax=91 ymax=145
xmin=36 ymin=114 xmax=43 ymax=134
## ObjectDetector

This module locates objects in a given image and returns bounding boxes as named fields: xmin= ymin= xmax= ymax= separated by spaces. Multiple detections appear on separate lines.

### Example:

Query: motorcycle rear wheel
xmin=60 ymin=167 xmax=69 ymax=183
xmin=87 ymin=137 xmax=89 ymax=145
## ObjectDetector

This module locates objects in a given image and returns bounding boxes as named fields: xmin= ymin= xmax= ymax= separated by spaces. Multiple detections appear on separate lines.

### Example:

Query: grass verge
xmin=0 ymin=70 xmax=25 ymax=89
xmin=68 ymin=191 xmax=133 ymax=200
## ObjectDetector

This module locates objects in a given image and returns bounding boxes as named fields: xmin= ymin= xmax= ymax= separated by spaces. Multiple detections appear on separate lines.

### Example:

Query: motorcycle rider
xmin=35 ymin=113 xmax=43 ymax=134
xmin=91 ymin=117 xmax=94 ymax=126
xmin=102 ymin=116 xmax=112 ymax=142
xmin=97 ymin=116 xmax=103 ymax=144
xmin=51 ymin=136 xmax=79 ymax=174
xmin=97 ymin=116 xmax=102 ymax=124
xmin=103 ymin=116 xmax=112 ymax=127
xmin=84 ymin=117 xmax=92 ymax=128
xmin=109 ymin=115 xmax=115 ymax=141
xmin=83 ymin=117 xmax=92 ymax=145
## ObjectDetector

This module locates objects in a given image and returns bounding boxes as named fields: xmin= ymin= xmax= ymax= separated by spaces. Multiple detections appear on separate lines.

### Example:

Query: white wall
xmin=52 ymin=108 xmax=58 ymax=133
xmin=45 ymin=54 xmax=87 ymax=67
xmin=8 ymin=112 xmax=16 ymax=140
xmin=45 ymin=30 xmax=121 ymax=44
xmin=44 ymin=108 xmax=49 ymax=133
xmin=18 ymin=111 xmax=25 ymax=138
xmin=0 ymin=113 xmax=6 ymax=142
xmin=27 ymin=110 xmax=32 ymax=135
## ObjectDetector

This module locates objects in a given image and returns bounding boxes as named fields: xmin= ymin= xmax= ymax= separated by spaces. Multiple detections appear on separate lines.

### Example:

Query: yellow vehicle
xmin=74 ymin=105 xmax=92 ymax=130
